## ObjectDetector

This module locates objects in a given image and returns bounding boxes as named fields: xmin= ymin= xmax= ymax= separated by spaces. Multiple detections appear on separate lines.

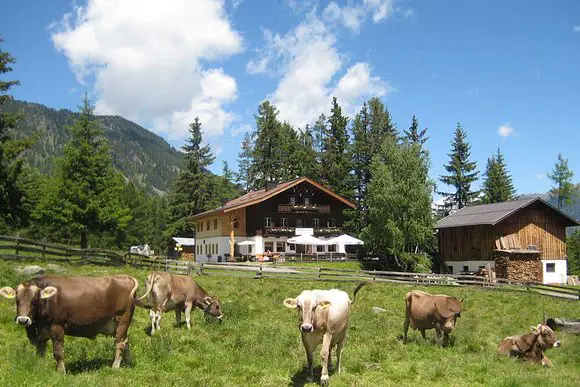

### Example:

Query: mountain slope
xmin=4 ymin=100 xmax=183 ymax=194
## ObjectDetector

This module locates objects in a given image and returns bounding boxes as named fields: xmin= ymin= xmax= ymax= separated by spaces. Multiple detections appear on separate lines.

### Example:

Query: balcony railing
xmin=259 ymin=226 xmax=341 ymax=236
xmin=278 ymin=204 xmax=331 ymax=214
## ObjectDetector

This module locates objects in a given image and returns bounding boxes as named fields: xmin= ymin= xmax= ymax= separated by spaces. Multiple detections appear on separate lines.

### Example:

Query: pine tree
xmin=481 ymin=148 xmax=515 ymax=203
xmin=294 ymin=125 xmax=319 ymax=180
xmin=249 ymin=101 xmax=284 ymax=189
xmin=0 ymin=37 xmax=34 ymax=230
xmin=439 ymin=123 xmax=479 ymax=209
xmin=35 ymin=94 xmax=130 ymax=248
xmin=236 ymin=132 xmax=254 ymax=192
xmin=349 ymin=102 xmax=372 ymax=234
xmin=320 ymin=97 xmax=353 ymax=200
xmin=368 ymin=97 xmax=397 ymax=152
xmin=166 ymin=117 xmax=215 ymax=237
xmin=548 ymin=153 xmax=576 ymax=210
xmin=404 ymin=115 xmax=429 ymax=150
xmin=216 ymin=161 xmax=242 ymax=205
xmin=567 ymin=230 xmax=580 ymax=275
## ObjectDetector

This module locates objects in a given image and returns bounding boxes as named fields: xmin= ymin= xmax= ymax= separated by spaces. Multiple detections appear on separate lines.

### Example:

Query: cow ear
xmin=459 ymin=298 xmax=464 ymax=304
xmin=530 ymin=324 xmax=541 ymax=334
xmin=283 ymin=298 xmax=297 ymax=308
xmin=0 ymin=287 xmax=16 ymax=299
xmin=204 ymin=296 xmax=212 ymax=305
xmin=40 ymin=286 xmax=58 ymax=299
xmin=318 ymin=300 xmax=331 ymax=309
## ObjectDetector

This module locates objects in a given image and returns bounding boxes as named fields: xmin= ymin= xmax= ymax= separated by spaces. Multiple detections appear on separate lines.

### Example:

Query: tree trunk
xmin=80 ymin=230 xmax=88 ymax=249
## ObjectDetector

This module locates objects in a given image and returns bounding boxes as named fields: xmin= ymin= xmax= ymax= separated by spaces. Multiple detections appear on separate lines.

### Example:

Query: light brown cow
xmin=497 ymin=323 xmax=561 ymax=367
xmin=134 ymin=272 xmax=223 ymax=334
xmin=283 ymin=282 xmax=370 ymax=385
xmin=0 ymin=275 xmax=138 ymax=373
xmin=403 ymin=290 xmax=463 ymax=345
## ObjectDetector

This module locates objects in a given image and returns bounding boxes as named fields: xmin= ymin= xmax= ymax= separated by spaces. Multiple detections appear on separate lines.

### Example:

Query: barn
xmin=435 ymin=197 xmax=579 ymax=284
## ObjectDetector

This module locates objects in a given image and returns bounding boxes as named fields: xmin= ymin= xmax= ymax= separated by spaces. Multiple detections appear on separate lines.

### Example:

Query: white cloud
xmin=249 ymin=14 xmax=391 ymax=128
xmin=536 ymin=173 xmax=546 ymax=180
xmin=498 ymin=124 xmax=514 ymax=137
xmin=323 ymin=0 xmax=394 ymax=33
xmin=51 ymin=0 xmax=242 ymax=140
xmin=574 ymin=25 xmax=580 ymax=32
xmin=231 ymin=123 xmax=252 ymax=137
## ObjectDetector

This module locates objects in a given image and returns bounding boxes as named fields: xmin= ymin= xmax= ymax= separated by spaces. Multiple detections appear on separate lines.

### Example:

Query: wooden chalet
xmin=191 ymin=177 xmax=355 ymax=262
xmin=435 ymin=197 xmax=579 ymax=284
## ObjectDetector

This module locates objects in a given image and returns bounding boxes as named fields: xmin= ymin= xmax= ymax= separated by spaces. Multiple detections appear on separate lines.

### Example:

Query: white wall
xmin=195 ymin=236 xmax=231 ymax=262
xmin=542 ymin=260 xmax=567 ymax=285
xmin=444 ymin=261 xmax=495 ymax=274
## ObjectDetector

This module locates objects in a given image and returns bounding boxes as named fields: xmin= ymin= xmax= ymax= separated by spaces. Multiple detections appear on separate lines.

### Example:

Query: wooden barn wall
xmin=495 ymin=203 xmax=567 ymax=260
xmin=439 ymin=202 xmax=569 ymax=262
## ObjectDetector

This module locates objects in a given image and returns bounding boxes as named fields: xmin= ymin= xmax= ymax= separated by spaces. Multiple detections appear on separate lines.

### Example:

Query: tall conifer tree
xmin=439 ymin=123 xmax=479 ymax=209
xmin=548 ymin=153 xmax=575 ymax=210
xmin=236 ymin=132 xmax=254 ymax=192
xmin=481 ymin=148 xmax=515 ymax=203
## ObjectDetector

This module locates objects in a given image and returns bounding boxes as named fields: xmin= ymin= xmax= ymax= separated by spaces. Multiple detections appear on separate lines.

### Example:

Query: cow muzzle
xmin=15 ymin=316 xmax=32 ymax=326
xmin=300 ymin=323 xmax=314 ymax=333
xmin=553 ymin=340 xmax=561 ymax=348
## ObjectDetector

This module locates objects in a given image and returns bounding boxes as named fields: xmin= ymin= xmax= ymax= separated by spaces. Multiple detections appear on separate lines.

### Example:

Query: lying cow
xmin=283 ymin=281 xmax=371 ymax=385
xmin=134 ymin=272 xmax=223 ymax=334
xmin=403 ymin=290 xmax=463 ymax=345
xmin=497 ymin=323 xmax=561 ymax=367
xmin=0 ymin=275 xmax=138 ymax=373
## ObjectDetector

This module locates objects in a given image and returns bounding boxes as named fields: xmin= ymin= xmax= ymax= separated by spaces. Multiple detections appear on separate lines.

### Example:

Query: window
xmin=463 ymin=266 xmax=469 ymax=273
xmin=206 ymin=220 xmax=210 ymax=230
xmin=317 ymin=245 xmax=325 ymax=252
xmin=214 ymin=219 xmax=218 ymax=229
xmin=199 ymin=222 xmax=203 ymax=232
xmin=233 ymin=217 xmax=239 ymax=229
xmin=276 ymin=241 xmax=285 ymax=252
xmin=479 ymin=266 xmax=485 ymax=270
xmin=328 ymin=244 xmax=336 ymax=252
xmin=546 ymin=263 xmax=556 ymax=273
xmin=313 ymin=218 xmax=320 ymax=227
xmin=288 ymin=243 xmax=295 ymax=250
xmin=265 ymin=241 xmax=274 ymax=252
xmin=304 ymin=197 xmax=311 ymax=205
xmin=280 ymin=218 xmax=288 ymax=227
xmin=448 ymin=265 xmax=454 ymax=273
xmin=327 ymin=218 xmax=336 ymax=227
xmin=264 ymin=217 xmax=272 ymax=227
xmin=296 ymin=219 xmax=303 ymax=227
xmin=290 ymin=196 xmax=296 ymax=205
xmin=215 ymin=244 xmax=218 ymax=254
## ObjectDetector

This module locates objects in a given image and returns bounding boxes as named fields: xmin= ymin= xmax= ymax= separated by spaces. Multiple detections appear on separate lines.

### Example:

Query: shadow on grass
xmin=66 ymin=357 xmax=112 ymax=374
xmin=398 ymin=333 xmax=458 ymax=347
xmin=289 ymin=365 xmax=335 ymax=387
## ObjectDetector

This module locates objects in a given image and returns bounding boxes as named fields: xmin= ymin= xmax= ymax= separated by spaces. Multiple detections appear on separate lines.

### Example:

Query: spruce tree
xmin=294 ymin=125 xmax=319 ymax=180
xmin=236 ymin=132 xmax=254 ymax=192
xmin=481 ymin=148 xmax=515 ymax=203
xmin=250 ymin=101 xmax=284 ymax=189
xmin=368 ymin=97 xmax=397 ymax=152
xmin=439 ymin=123 xmax=479 ymax=209
xmin=166 ymin=117 xmax=215 ymax=237
xmin=548 ymin=153 xmax=576 ymax=210
xmin=36 ymin=94 xmax=130 ymax=248
xmin=320 ymin=97 xmax=353 ymax=200
xmin=404 ymin=115 xmax=429 ymax=150
xmin=0 ymin=38 xmax=33 ymax=230
xmin=349 ymin=102 xmax=372 ymax=234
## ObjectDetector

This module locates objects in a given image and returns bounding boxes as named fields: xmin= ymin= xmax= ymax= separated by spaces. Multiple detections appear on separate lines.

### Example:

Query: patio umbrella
xmin=325 ymin=234 xmax=364 ymax=245
xmin=237 ymin=240 xmax=256 ymax=246
xmin=287 ymin=234 xmax=327 ymax=245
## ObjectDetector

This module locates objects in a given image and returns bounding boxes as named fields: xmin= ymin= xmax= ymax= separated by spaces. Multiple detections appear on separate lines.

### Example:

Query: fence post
xmin=318 ymin=267 xmax=322 ymax=279
xmin=42 ymin=245 xmax=46 ymax=261
xmin=15 ymin=238 xmax=20 ymax=257
xmin=165 ymin=259 xmax=168 ymax=272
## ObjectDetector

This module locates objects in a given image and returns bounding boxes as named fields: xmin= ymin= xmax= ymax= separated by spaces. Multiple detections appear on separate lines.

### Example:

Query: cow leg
xmin=113 ymin=314 xmax=133 ymax=369
xmin=50 ymin=325 xmax=66 ymax=374
xmin=320 ymin=332 xmax=332 ymax=385
xmin=403 ymin=293 xmax=412 ymax=341
xmin=175 ymin=309 xmax=182 ymax=327
xmin=184 ymin=302 xmax=193 ymax=330
xmin=541 ymin=354 xmax=553 ymax=368
xmin=336 ymin=335 xmax=346 ymax=374
xmin=301 ymin=335 xmax=315 ymax=382
xmin=420 ymin=329 xmax=427 ymax=340
xmin=36 ymin=338 xmax=49 ymax=357
xmin=435 ymin=328 xmax=444 ymax=346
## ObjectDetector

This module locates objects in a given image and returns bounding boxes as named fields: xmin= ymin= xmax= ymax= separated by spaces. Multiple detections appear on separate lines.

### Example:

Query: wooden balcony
xmin=258 ymin=226 xmax=341 ymax=237
xmin=278 ymin=204 xmax=331 ymax=214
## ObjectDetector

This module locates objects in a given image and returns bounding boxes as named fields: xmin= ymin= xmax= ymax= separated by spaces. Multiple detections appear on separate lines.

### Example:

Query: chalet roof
xmin=192 ymin=177 xmax=355 ymax=219
xmin=171 ymin=237 xmax=196 ymax=246
xmin=435 ymin=197 xmax=579 ymax=229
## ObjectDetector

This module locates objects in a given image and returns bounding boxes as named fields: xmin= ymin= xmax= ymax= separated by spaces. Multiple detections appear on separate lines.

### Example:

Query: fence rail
xmin=1 ymin=235 xmax=578 ymax=300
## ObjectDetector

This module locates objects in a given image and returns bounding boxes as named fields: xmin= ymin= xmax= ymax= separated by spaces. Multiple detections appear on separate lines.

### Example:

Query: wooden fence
xmin=1 ymin=235 xmax=578 ymax=300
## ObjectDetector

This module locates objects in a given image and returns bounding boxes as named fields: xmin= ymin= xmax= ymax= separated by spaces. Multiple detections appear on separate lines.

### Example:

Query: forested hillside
xmin=4 ymin=100 xmax=183 ymax=194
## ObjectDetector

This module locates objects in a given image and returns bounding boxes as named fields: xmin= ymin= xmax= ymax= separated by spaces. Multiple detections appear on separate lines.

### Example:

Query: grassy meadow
xmin=0 ymin=259 xmax=579 ymax=386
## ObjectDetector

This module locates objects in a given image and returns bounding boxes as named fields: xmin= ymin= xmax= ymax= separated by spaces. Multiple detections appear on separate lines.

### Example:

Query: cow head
xmin=436 ymin=297 xmax=464 ymax=333
xmin=0 ymin=283 xmax=58 ymax=326
xmin=202 ymin=296 xmax=223 ymax=320
xmin=283 ymin=292 xmax=331 ymax=333
xmin=531 ymin=324 xmax=560 ymax=350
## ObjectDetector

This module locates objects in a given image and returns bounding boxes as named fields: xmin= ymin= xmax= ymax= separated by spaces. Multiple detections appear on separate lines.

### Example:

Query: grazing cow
xmin=0 ymin=275 xmax=138 ymax=373
xmin=283 ymin=281 xmax=371 ymax=385
xmin=134 ymin=272 xmax=223 ymax=334
xmin=403 ymin=290 xmax=463 ymax=345
xmin=497 ymin=323 xmax=561 ymax=367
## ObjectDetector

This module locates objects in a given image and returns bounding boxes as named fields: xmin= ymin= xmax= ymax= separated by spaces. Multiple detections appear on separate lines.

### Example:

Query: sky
xmin=2 ymin=0 xmax=579 ymax=197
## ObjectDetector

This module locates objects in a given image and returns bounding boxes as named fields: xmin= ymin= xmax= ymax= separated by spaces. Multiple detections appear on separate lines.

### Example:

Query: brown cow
xmin=134 ymin=272 xmax=222 ymax=334
xmin=403 ymin=290 xmax=463 ymax=345
xmin=497 ymin=323 xmax=561 ymax=367
xmin=0 ymin=275 xmax=138 ymax=373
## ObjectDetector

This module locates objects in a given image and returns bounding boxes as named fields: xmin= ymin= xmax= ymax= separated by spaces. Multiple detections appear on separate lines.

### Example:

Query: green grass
xmin=0 ymin=260 xmax=579 ymax=386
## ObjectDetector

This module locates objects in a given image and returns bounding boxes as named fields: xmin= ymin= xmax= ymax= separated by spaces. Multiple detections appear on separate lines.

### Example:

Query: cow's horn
xmin=204 ymin=296 xmax=212 ymax=305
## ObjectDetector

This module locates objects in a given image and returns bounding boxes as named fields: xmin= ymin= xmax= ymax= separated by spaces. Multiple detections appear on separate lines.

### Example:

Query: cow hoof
xmin=306 ymin=375 xmax=313 ymax=383
xmin=320 ymin=375 xmax=330 ymax=385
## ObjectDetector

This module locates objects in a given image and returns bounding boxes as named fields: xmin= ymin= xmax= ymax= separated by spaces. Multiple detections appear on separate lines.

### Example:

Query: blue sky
xmin=2 ymin=0 xmax=579 ymax=197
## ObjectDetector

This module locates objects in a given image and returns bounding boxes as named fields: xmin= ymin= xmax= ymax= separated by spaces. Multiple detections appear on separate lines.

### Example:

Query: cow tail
xmin=352 ymin=280 xmax=374 ymax=303
xmin=136 ymin=273 xmax=156 ymax=301
xmin=129 ymin=277 xmax=139 ymax=299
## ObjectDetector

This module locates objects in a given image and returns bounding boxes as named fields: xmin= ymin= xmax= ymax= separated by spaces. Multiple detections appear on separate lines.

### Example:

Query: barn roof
xmin=191 ymin=177 xmax=356 ymax=219
xmin=435 ymin=197 xmax=579 ymax=229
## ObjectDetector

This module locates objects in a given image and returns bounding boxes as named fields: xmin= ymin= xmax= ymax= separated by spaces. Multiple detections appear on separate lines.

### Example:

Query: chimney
xmin=265 ymin=181 xmax=277 ymax=191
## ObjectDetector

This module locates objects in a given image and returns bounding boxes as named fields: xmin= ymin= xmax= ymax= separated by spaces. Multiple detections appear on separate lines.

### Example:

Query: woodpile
xmin=493 ymin=250 xmax=542 ymax=283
